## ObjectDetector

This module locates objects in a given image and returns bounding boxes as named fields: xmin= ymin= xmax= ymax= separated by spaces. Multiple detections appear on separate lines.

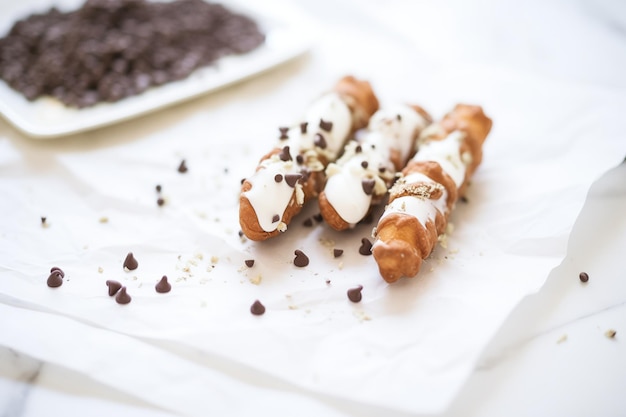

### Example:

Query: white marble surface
xmin=1 ymin=0 xmax=625 ymax=416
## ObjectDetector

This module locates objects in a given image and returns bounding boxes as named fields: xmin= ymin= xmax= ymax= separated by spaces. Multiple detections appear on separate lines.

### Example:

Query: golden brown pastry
xmin=239 ymin=76 xmax=379 ymax=241
xmin=372 ymin=104 xmax=493 ymax=282
xmin=319 ymin=104 xmax=431 ymax=230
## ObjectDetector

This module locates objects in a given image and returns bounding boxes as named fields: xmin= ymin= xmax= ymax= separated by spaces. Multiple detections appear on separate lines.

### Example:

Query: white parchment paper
xmin=1 ymin=0 xmax=625 ymax=414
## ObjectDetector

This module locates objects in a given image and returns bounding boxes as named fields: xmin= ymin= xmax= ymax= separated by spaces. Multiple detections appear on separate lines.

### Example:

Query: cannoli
xmin=319 ymin=104 xmax=432 ymax=230
xmin=239 ymin=76 xmax=379 ymax=241
xmin=372 ymin=104 xmax=492 ymax=282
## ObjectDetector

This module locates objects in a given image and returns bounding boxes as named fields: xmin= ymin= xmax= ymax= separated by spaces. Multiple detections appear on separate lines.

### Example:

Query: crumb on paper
xmin=449 ymin=248 xmax=459 ymax=255
xmin=446 ymin=222 xmax=455 ymax=235
xmin=557 ymin=334 xmax=568 ymax=344
xmin=99 ymin=216 xmax=109 ymax=223
xmin=249 ymin=274 xmax=262 ymax=285
xmin=438 ymin=233 xmax=448 ymax=249
xmin=605 ymin=329 xmax=617 ymax=339
xmin=98 ymin=266 xmax=104 ymax=273
xmin=318 ymin=237 xmax=336 ymax=248
xmin=210 ymin=256 xmax=219 ymax=264
xmin=353 ymin=310 xmax=372 ymax=322
xmin=200 ymin=301 xmax=207 ymax=308
xmin=194 ymin=252 xmax=204 ymax=260
xmin=338 ymin=261 xmax=344 ymax=270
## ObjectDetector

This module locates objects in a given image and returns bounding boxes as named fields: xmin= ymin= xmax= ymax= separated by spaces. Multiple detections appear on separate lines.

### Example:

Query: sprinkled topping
xmin=47 ymin=270 xmax=63 ymax=288
xmin=333 ymin=248 xmax=344 ymax=258
xmin=359 ymin=238 xmax=373 ymax=255
xmin=279 ymin=126 xmax=289 ymax=140
xmin=123 ymin=252 xmax=139 ymax=271
xmin=302 ymin=218 xmax=313 ymax=227
xmin=294 ymin=250 xmax=309 ymax=267
xmin=314 ymin=133 xmax=327 ymax=149
xmin=300 ymin=122 xmax=308 ymax=134
xmin=347 ymin=285 xmax=363 ymax=303
xmin=106 ymin=280 xmax=122 ymax=296
xmin=115 ymin=287 xmax=132 ymax=304
xmin=245 ymin=259 xmax=255 ymax=267
xmin=284 ymin=173 xmax=302 ymax=187
xmin=50 ymin=266 xmax=65 ymax=278
xmin=279 ymin=146 xmax=292 ymax=162
xmin=250 ymin=300 xmax=266 ymax=315
xmin=579 ymin=272 xmax=589 ymax=283
xmin=178 ymin=159 xmax=188 ymax=173
xmin=272 ymin=214 xmax=280 ymax=223
xmin=362 ymin=178 xmax=375 ymax=196
xmin=361 ymin=160 xmax=369 ymax=169
xmin=319 ymin=119 xmax=333 ymax=132
xmin=155 ymin=276 xmax=171 ymax=293
xmin=274 ymin=174 xmax=283 ymax=183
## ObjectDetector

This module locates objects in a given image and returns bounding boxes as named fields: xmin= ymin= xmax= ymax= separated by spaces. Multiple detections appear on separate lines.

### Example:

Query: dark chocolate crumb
xmin=333 ymin=248 xmax=344 ymax=258
xmin=325 ymin=279 xmax=331 ymax=285
xmin=115 ymin=287 xmax=132 ymax=305
xmin=314 ymin=133 xmax=327 ymax=149
xmin=355 ymin=145 xmax=362 ymax=153
xmin=274 ymin=174 xmax=283 ymax=183
xmin=359 ymin=238 xmax=373 ymax=256
xmin=279 ymin=126 xmax=289 ymax=140
xmin=178 ymin=159 xmax=188 ymax=173
xmin=302 ymin=218 xmax=313 ymax=227
xmin=241 ymin=178 xmax=246 ymax=185
xmin=361 ymin=160 xmax=369 ymax=169
xmin=379 ymin=166 xmax=386 ymax=173
xmin=279 ymin=146 xmax=292 ymax=162
xmin=155 ymin=276 xmax=171 ymax=293
xmin=362 ymin=178 xmax=376 ymax=196
xmin=396 ymin=114 xmax=402 ymax=121
xmin=313 ymin=213 xmax=323 ymax=223
xmin=460 ymin=195 xmax=469 ymax=203
xmin=157 ymin=197 xmax=165 ymax=206
xmin=272 ymin=214 xmax=280 ymax=223
xmin=47 ymin=271 xmax=63 ymax=288
xmin=284 ymin=173 xmax=302 ymax=187
xmin=41 ymin=216 xmax=47 ymax=225
xmin=319 ymin=119 xmax=333 ymax=132
xmin=238 ymin=230 xmax=244 ymax=238
xmin=579 ymin=272 xmax=589 ymax=283
xmin=156 ymin=184 xmax=162 ymax=193
xmin=245 ymin=259 xmax=255 ymax=268
xmin=250 ymin=300 xmax=265 ymax=315
xmin=123 ymin=252 xmax=139 ymax=271
xmin=347 ymin=285 xmax=363 ymax=303
xmin=106 ymin=280 xmax=122 ymax=296
xmin=296 ymin=154 xmax=304 ymax=165
xmin=50 ymin=266 xmax=65 ymax=278
xmin=294 ymin=250 xmax=309 ymax=267
xmin=300 ymin=122 xmax=308 ymax=134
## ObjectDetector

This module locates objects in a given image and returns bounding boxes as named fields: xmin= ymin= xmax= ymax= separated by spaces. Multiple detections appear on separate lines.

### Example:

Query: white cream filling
xmin=413 ymin=130 xmax=468 ymax=188
xmin=324 ymin=105 xmax=428 ymax=226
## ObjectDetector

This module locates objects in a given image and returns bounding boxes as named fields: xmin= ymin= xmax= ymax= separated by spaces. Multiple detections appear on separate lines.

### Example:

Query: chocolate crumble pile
xmin=0 ymin=0 xmax=265 ymax=107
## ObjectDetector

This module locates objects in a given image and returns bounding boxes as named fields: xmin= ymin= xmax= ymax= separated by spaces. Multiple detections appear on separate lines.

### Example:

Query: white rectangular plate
xmin=0 ymin=0 xmax=310 ymax=139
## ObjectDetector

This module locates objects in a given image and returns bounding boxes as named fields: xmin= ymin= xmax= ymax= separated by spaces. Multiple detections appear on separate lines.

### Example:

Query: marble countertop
xmin=1 ymin=0 xmax=625 ymax=416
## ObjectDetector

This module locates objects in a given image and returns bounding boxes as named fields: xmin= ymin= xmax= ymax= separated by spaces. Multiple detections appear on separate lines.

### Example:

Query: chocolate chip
xmin=300 ymin=122 xmax=308 ymax=134
xmin=319 ymin=119 xmax=333 ymax=132
xmin=272 ymin=214 xmax=280 ymax=223
xmin=294 ymin=250 xmax=309 ymax=267
xmin=123 ymin=252 xmax=139 ymax=271
xmin=279 ymin=146 xmax=292 ymax=162
xmin=396 ymin=114 xmax=402 ymax=121
xmin=378 ymin=166 xmax=386 ymax=173
xmin=313 ymin=213 xmax=323 ymax=223
xmin=333 ymin=249 xmax=343 ymax=258
xmin=460 ymin=195 xmax=469 ymax=203
xmin=274 ymin=174 xmax=283 ymax=183
xmin=362 ymin=178 xmax=375 ymax=196
xmin=245 ymin=260 xmax=255 ymax=268
xmin=41 ymin=216 xmax=47 ymax=225
xmin=302 ymin=218 xmax=313 ymax=227
xmin=178 ymin=159 xmax=188 ymax=173
xmin=296 ymin=154 xmax=304 ymax=165
xmin=238 ymin=230 xmax=244 ymax=238
xmin=115 ymin=287 xmax=132 ymax=304
xmin=50 ymin=266 xmax=65 ymax=278
xmin=106 ymin=280 xmax=122 ymax=296
xmin=157 ymin=197 xmax=165 ymax=206
xmin=47 ymin=271 xmax=63 ymax=288
xmin=355 ymin=145 xmax=362 ymax=153
xmin=359 ymin=238 xmax=373 ymax=255
xmin=156 ymin=184 xmax=162 ymax=193
xmin=579 ymin=272 xmax=589 ymax=283
xmin=279 ymin=126 xmax=289 ymax=140
xmin=284 ymin=174 xmax=302 ymax=187
xmin=361 ymin=160 xmax=369 ymax=169
xmin=155 ymin=276 xmax=171 ymax=293
xmin=314 ymin=133 xmax=327 ymax=149
xmin=347 ymin=285 xmax=363 ymax=303
xmin=250 ymin=300 xmax=265 ymax=315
